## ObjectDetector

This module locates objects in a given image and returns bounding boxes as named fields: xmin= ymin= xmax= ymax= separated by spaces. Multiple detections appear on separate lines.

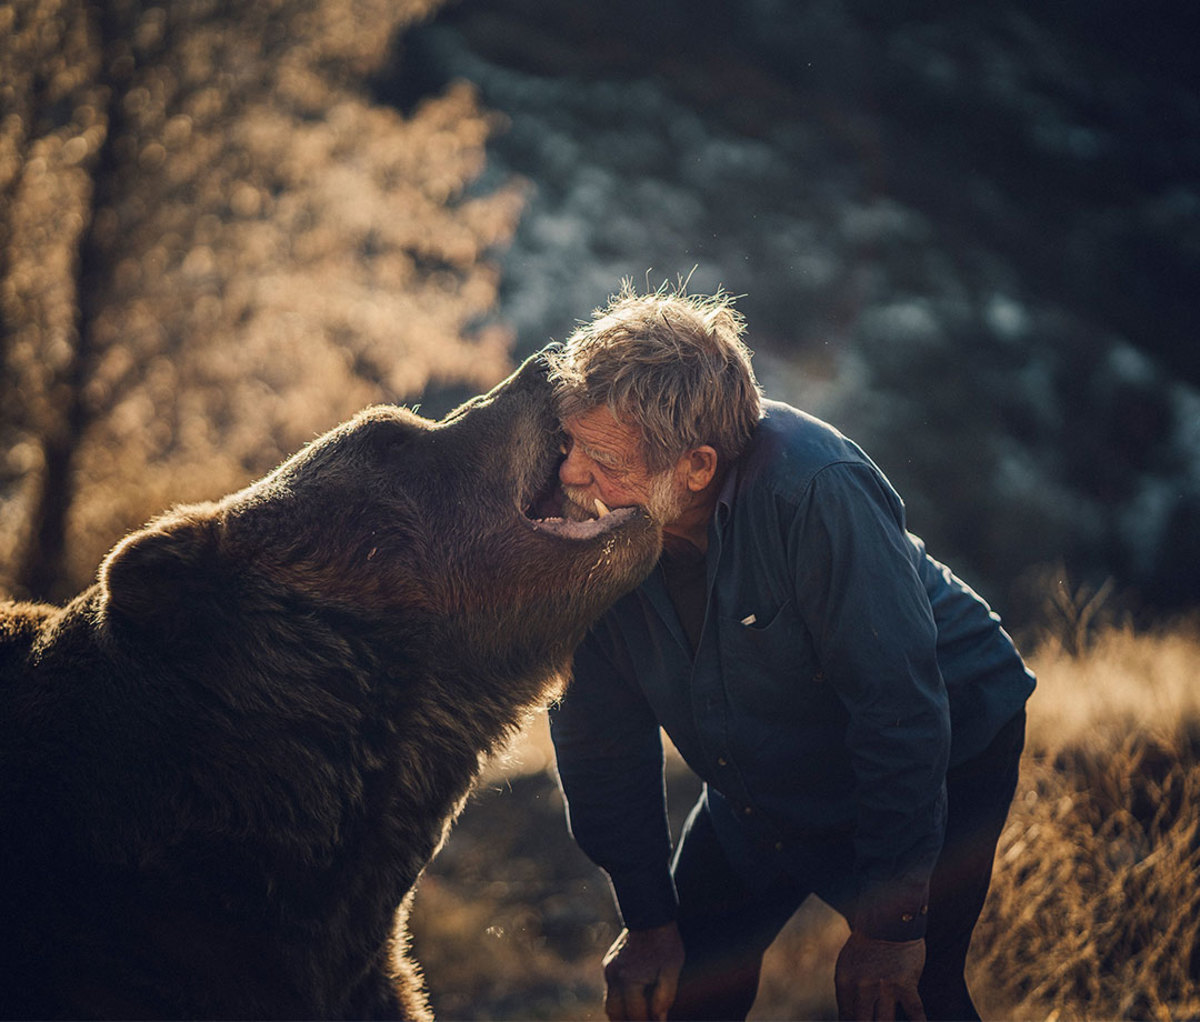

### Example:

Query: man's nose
xmin=558 ymin=446 xmax=590 ymax=488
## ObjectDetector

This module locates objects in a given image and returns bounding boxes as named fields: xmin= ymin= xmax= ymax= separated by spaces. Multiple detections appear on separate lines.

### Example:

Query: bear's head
xmin=98 ymin=350 xmax=662 ymax=678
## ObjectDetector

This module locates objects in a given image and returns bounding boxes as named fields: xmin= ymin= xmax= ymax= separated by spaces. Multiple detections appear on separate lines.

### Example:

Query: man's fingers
xmin=649 ymin=972 xmax=678 ymax=1021
xmin=622 ymin=983 xmax=651 ymax=1021
xmin=899 ymin=987 xmax=927 ymax=1021
xmin=607 ymin=978 xmax=672 ymax=1022
xmin=837 ymin=983 xmax=904 ymax=1021
xmin=834 ymin=980 xmax=850 ymax=1019
xmin=601 ymin=923 xmax=684 ymax=1021
xmin=604 ymin=984 xmax=627 ymax=1022
xmin=835 ymin=984 xmax=866 ymax=1021
xmin=839 ymin=987 xmax=925 ymax=1022
xmin=835 ymin=933 xmax=926 ymax=1020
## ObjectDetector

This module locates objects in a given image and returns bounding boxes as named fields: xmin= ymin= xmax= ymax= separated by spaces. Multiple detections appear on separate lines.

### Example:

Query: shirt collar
xmin=706 ymin=457 xmax=741 ymax=550
xmin=716 ymin=456 xmax=740 ymax=520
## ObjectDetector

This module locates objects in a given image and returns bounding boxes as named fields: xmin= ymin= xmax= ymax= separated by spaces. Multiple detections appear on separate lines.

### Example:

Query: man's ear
xmin=682 ymin=446 xmax=719 ymax=492
xmin=99 ymin=509 xmax=219 ymax=629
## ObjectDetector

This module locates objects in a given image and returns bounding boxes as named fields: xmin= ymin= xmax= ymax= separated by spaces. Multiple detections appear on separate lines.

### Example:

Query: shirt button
xmin=901 ymin=913 xmax=914 ymax=923
xmin=742 ymin=806 xmax=753 ymax=815
xmin=717 ymin=757 xmax=728 ymax=767
xmin=774 ymin=841 xmax=784 ymax=851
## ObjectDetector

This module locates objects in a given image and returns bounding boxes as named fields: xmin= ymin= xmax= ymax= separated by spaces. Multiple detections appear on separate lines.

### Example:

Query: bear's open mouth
xmin=521 ymin=473 xmax=641 ymax=540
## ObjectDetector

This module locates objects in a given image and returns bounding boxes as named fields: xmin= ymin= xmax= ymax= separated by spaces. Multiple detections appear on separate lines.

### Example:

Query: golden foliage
xmin=1 ymin=0 xmax=523 ymax=599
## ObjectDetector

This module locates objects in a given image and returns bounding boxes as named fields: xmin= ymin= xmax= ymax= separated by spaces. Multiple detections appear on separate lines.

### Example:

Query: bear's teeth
xmin=594 ymin=498 xmax=610 ymax=518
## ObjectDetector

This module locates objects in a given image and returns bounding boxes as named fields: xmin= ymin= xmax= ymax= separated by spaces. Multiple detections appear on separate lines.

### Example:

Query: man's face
xmin=558 ymin=406 xmax=687 ymax=526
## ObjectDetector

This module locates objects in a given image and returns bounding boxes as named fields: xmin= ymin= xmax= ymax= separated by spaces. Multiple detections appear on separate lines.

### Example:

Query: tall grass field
xmin=411 ymin=619 xmax=1200 ymax=1020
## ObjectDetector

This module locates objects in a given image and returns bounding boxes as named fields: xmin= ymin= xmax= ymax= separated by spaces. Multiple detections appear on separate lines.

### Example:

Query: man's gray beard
xmin=645 ymin=471 xmax=688 ymax=525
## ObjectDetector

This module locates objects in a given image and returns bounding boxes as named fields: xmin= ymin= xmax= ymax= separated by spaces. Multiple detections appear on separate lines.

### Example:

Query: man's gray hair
xmin=547 ymin=282 xmax=763 ymax=473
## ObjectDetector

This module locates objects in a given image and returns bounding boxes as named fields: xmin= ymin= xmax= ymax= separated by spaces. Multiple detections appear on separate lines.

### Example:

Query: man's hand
xmin=834 ymin=932 xmax=926 ymax=1021
xmin=602 ymin=921 xmax=686 ymax=1021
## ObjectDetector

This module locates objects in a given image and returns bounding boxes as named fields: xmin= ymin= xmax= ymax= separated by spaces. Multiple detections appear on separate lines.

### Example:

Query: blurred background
xmin=3 ymin=0 xmax=1199 ymax=1018
xmin=4 ymin=0 xmax=1197 ymax=625
xmin=384 ymin=0 xmax=1200 ymax=632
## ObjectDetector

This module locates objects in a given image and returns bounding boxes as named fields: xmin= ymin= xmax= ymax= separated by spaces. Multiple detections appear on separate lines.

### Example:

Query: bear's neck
xmin=236 ymin=606 xmax=555 ymax=876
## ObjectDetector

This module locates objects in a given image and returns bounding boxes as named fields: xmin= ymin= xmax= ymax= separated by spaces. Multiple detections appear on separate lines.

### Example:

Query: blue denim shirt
xmin=549 ymin=400 xmax=1035 ymax=940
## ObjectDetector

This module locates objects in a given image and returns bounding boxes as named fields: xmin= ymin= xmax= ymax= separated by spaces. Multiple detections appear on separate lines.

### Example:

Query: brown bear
xmin=0 ymin=350 xmax=661 ymax=1020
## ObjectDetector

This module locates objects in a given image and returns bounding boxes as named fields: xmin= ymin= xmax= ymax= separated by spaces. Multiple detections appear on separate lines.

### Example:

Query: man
xmin=545 ymin=285 xmax=1035 ymax=1022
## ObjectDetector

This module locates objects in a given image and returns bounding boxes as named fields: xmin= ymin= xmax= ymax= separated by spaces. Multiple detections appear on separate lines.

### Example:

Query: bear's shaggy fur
xmin=0 ymin=352 xmax=661 ymax=1020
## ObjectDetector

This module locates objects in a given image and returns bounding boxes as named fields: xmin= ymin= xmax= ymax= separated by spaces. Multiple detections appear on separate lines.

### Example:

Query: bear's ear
xmin=99 ymin=511 xmax=219 ymax=629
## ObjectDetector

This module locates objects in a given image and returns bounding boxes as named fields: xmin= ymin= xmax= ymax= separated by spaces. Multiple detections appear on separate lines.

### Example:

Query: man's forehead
xmin=563 ymin=406 xmax=643 ymax=456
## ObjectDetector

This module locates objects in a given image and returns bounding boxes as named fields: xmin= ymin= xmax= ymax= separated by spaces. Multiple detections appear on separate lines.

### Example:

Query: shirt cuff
xmin=608 ymin=865 xmax=679 ymax=931
xmin=852 ymin=885 xmax=930 ymax=942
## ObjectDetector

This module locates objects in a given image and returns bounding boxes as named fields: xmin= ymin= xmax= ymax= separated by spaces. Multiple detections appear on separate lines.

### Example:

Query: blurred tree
xmin=1 ymin=0 xmax=523 ymax=601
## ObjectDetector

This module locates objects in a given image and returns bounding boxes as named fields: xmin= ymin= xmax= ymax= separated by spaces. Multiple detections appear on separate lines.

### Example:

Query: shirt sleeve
xmin=787 ymin=462 xmax=951 ymax=942
xmin=549 ymin=623 xmax=677 ymax=930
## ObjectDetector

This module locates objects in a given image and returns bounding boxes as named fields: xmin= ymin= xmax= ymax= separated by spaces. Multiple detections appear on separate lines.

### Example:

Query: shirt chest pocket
xmin=718 ymin=600 xmax=823 ymax=715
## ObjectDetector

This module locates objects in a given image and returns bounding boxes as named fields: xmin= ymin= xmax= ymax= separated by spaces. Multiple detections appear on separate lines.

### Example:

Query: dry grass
xmin=414 ymin=619 xmax=1200 ymax=1020
xmin=969 ymin=620 xmax=1200 ymax=1021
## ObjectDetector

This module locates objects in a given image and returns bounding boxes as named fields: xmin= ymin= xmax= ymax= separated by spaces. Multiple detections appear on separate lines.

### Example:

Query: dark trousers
xmin=667 ymin=712 xmax=1026 ymax=1022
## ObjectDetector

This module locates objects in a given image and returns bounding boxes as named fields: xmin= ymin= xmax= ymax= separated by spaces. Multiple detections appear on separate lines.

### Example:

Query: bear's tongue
xmin=527 ymin=503 xmax=638 ymax=540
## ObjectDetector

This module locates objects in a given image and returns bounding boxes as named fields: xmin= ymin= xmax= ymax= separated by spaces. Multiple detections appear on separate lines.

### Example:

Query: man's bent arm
xmin=550 ymin=628 xmax=677 ymax=930
xmin=787 ymin=462 xmax=951 ymax=942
